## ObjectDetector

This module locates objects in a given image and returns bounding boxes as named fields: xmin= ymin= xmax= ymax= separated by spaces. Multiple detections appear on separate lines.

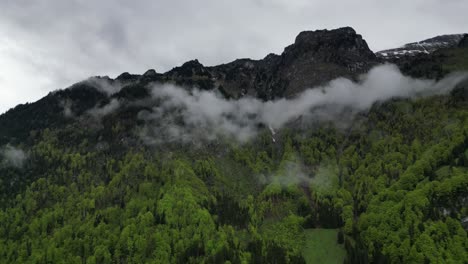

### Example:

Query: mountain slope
xmin=376 ymin=33 xmax=466 ymax=58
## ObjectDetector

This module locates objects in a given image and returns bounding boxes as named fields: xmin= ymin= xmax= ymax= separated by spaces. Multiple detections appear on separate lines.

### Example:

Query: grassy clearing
xmin=302 ymin=229 xmax=346 ymax=264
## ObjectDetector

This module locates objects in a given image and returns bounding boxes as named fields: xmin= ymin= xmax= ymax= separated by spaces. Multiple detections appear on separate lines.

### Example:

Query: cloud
xmin=60 ymin=99 xmax=74 ymax=118
xmin=259 ymin=160 xmax=312 ymax=186
xmin=85 ymin=77 xmax=123 ymax=96
xmin=138 ymin=64 xmax=468 ymax=144
xmin=1 ymin=0 xmax=467 ymax=113
xmin=258 ymin=160 xmax=341 ymax=196
xmin=1 ymin=145 xmax=27 ymax=168
xmin=87 ymin=98 xmax=121 ymax=118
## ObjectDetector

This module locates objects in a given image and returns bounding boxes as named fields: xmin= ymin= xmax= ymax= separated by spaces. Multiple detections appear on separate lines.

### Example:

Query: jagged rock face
xmin=208 ymin=27 xmax=379 ymax=99
xmin=62 ymin=29 xmax=464 ymax=103
xmin=272 ymin=27 xmax=378 ymax=97
xmin=209 ymin=58 xmax=269 ymax=99
xmin=125 ymin=27 xmax=380 ymax=100
xmin=116 ymin=72 xmax=140 ymax=82
xmin=164 ymin=59 xmax=215 ymax=90
xmin=377 ymin=34 xmax=466 ymax=59
xmin=80 ymin=27 xmax=379 ymax=100
xmin=143 ymin=69 xmax=158 ymax=77
xmin=168 ymin=59 xmax=210 ymax=78
xmin=284 ymin=27 xmax=376 ymax=66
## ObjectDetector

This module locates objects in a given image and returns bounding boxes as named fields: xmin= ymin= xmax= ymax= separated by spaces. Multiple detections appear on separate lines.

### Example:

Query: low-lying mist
xmin=138 ymin=64 xmax=468 ymax=144
xmin=1 ymin=145 xmax=27 ymax=168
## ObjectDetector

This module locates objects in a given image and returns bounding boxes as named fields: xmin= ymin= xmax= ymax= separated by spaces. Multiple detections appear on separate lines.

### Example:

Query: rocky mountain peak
xmin=284 ymin=27 xmax=376 ymax=64
xmin=259 ymin=27 xmax=378 ymax=97
xmin=293 ymin=27 xmax=357 ymax=49
xmin=168 ymin=59 xmax=209 ymax=78
xmin=143 ymin=69 xmax=158 ymax=77
xmin=116 ymin=72 xmax=140 ymax=82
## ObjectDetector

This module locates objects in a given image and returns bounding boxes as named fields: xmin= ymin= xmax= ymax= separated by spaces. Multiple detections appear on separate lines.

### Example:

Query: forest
xmin=0 ymin=77 xmax=467 ymax=263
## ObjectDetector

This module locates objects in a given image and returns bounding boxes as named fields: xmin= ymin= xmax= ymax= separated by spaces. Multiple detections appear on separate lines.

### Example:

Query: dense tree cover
xmin=1 ymin=89 xmax=468 ymax=263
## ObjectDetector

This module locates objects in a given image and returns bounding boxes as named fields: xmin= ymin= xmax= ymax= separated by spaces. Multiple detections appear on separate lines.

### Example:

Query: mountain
xmin=376 ymin=33 xmax=468 ymax=79
xmin=1 ymin=27 xmax=468 ymax=264
xmin=127 ymin=27 xmax=380 ymax=100
xmin=0 ymin=27 xmax=381 ymax=145
xmin=208 ymin=27 xmax=379 ymax=99
xmin=3 ymin=27 xmax=468 ymax=147
xmin=376 ymin=33 xmax=466 ymax=59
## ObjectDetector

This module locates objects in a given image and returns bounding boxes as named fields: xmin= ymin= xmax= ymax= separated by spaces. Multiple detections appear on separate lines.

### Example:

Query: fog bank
xmin=138 ymin=64 xmax=467 ymax=143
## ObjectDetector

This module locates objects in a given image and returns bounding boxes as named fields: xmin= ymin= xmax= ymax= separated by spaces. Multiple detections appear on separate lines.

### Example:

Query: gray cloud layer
xmin=1 ymin=0 xmax=467 ymax=113
xmin=138 ymin=64 xmax=468 ymax=144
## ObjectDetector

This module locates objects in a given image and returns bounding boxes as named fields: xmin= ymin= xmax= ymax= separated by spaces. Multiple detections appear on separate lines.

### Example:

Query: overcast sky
xmin=0 ymin=0 xmax=466 ymax=113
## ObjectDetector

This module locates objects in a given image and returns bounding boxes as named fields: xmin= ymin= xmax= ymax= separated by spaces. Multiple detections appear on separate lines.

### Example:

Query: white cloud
xmin=1 ymin=145 xmax=27 ymax=168
xmin=87 ymin=98 xmax=120 ymax=118
xmin=138 ymin=64 xmax=468 ymax=144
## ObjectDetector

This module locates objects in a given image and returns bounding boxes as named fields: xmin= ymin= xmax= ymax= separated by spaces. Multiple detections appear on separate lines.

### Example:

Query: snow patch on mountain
xmin=376 ymin=34 xmax=466 ymax=59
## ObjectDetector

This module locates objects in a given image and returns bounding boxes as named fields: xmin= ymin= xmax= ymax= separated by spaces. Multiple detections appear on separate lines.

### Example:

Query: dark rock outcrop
xmin=207 ymin=27 xmax=379 ymax=99
xmin=104 ymin=27 xmax=379 ymax=100
xmin=266 ymin=27 xmax=378 ymax=98
xmin=143 ymin=69 xmax=158 ymax=77
xmin=116 ymin=72 xmax=140 ymax=82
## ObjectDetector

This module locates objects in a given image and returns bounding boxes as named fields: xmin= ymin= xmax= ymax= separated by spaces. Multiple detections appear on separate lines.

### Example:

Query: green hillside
xmin=0 ymin=87 xmax=467 ymax=263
